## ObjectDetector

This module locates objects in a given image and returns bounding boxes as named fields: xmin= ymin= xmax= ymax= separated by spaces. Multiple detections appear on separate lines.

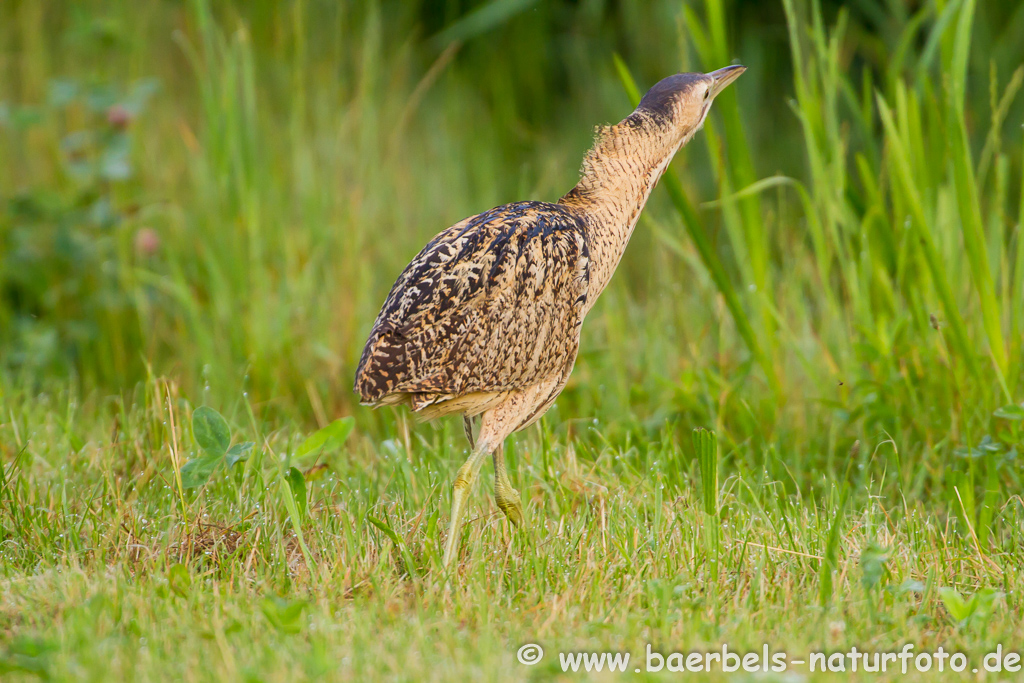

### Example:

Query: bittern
xmin=355 ymin=65 xmax=745 ymax=568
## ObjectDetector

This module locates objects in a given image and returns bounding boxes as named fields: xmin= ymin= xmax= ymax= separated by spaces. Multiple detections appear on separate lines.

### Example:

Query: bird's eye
xmin=704 ymin=87 xmax=711 ymax=101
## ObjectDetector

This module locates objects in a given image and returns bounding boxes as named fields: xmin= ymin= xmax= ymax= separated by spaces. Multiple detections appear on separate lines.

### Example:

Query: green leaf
xmin=47 ymin=79 xmax=78 ymax=107
xmin=994 ymin=404 xmax=1024 ymax=420
xmin=938 ymin=587 xmax=972 ymax=622
xmin=100 ymin=151 xmax=131 ymax=181
xmin=367 ymin=513 xmax=402 ymax=546
xmin=0 ymin=636 xmax=57 ymax=677
xmin=939 ymin=586 xmax=1004 ymax=627
xmin=192 ymin=406 xmax=230 ymax=455
xmin=859 ymin=542 xmax=890 ymax=591
xmin=8 ymin=104 xmax=43 ymax=129
xmin=167 ymin=563 xmax=191 ymax=598
xmin=180 ymin=453 xmax=223 ymax=488
xmin=955 ymin=434 xmax=1003 ymax=458
xmin=226 ymin=441 xmax=254 ymax=468
xmin=285 ymin=467 xmax=307 ymax=518
xmin=968 ymin=588 xmax=1003 ymax=624
xmin=897 ymin=579 xmax=926 ymax=594
xmin=260 ymin=597 xmax=307 ymax=634
xmin=295 ymin=417 xmax=354 ymax=460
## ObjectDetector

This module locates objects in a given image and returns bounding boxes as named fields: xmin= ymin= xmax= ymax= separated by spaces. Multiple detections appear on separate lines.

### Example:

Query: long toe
xmin=497 ymin=489 xmax=525 ymax=527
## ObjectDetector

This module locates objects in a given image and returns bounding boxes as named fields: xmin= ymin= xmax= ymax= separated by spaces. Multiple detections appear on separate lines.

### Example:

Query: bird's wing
xmin=354 ymin=201 xmax=590 ymax=403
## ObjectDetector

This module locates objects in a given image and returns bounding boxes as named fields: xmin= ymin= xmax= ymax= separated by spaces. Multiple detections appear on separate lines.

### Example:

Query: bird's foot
xmin=495 ymin=487 xmax=525 ymax=527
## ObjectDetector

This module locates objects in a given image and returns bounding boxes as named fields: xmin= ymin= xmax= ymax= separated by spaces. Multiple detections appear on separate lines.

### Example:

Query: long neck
xmin=558 ymin=111 xmax=689 ymax=313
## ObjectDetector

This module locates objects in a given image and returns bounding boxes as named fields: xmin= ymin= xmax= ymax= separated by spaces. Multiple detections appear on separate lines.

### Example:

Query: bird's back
xmin=354 ymin=201 xmax=590 ymax=416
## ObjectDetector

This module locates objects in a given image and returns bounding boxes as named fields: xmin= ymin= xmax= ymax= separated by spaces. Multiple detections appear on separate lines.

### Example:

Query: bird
xmin=355 ymin=65 xmax=746 ymax=569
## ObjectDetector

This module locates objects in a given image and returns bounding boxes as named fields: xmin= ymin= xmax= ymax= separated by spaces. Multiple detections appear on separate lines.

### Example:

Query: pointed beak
xmin=707 ymin=64 xmax=746 ymax=98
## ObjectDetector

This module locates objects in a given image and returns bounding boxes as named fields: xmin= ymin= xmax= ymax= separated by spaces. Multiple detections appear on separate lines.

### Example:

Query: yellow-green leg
xmin=464 ymin=416 xmax=523 ymax=527
xmin=492 ymin=444 xmax=524 ymax=527
xmin=442 ymin=439 xmax=491 ymax=568
xmin=444 ymin=403 xmax=532 ymax=569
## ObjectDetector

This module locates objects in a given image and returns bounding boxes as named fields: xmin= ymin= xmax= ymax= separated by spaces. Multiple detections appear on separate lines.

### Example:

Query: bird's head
xmin=560 ymin=64 xmax=746 ymax=206
xmin=636 ymin=65 xmax=746 ymax=136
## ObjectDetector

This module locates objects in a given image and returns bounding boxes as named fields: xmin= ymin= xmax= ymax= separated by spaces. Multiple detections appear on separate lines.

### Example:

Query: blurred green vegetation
xmin=2 ymin=0 xmax=1021 ymax=445
xmin=1 ymin=0 xmax=1022 ymax=499
xmin=3 ymin=1 xmax=1024 ymax=679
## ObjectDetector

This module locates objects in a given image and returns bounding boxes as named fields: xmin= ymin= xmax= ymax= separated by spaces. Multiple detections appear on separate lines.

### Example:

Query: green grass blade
xmin=941 ymin=0 xmax=1008 ymax=384
xmin=693 ymin=427 xmax=720 ymax=575
xmin=819 ymin=486 xmax=848 ymax=608
xmin=430 ymin=0 xmax=540 ymax=48
xmin=693 ymin=428 xmax=719 ymax=517
xmin=876 ymin=94 xmax=981 ymax=378
xmin=1015 ymin=133 xmax=1024 ymax=370
xmin=948 ymin=108 xmax=1009 ymax=382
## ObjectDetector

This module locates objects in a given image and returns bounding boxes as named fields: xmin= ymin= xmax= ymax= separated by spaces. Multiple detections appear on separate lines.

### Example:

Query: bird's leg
xmin=463 ymin=415 xmax=476 ymax=449
xmin=492 ymin=444 xmax=524 ymax=527
xmin=442 ymin=437 xmax=493 ymax=569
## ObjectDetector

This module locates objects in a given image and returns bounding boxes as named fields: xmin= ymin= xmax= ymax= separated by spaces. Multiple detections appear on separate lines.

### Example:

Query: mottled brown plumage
xmin=354 ymin=66 xmax=746 ymax=569
xmin=354 ymin=201 xmax=589 ymax=426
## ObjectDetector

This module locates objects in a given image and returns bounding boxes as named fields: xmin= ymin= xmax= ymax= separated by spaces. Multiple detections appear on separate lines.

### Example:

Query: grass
xmin=2 ymin=0 xmax=1024 ymax=680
